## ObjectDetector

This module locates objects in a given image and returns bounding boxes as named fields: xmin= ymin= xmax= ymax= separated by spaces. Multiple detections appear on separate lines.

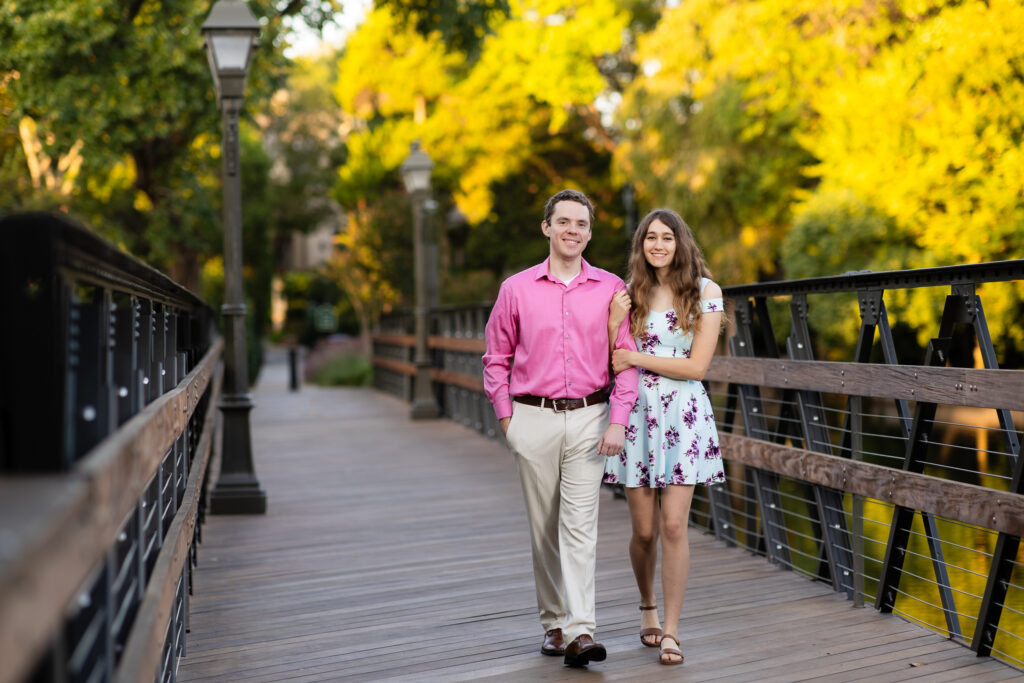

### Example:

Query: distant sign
xmin=312 ymin=304 xmax=337 ymax=332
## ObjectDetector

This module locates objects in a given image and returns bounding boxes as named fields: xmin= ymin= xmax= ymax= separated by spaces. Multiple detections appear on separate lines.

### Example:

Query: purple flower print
xmin=706 ymin=302 xmax=720 ymax=312
xmin=641 ymin=333 xmax=661 ymax=353
xmin=682 ymin=348 xmax=691 ymax=359
xmin=625 ymin=424 xmax=638 ymax=444
xmin=636 ymin=461 xmax=650 ymax=487
xmin=648 ymin=449 xmax=656 ymax=467
xmin=631 ymin=399 xmax=641 ymax=415
xmin=655 ymin=474 xmax=667 ymax=488
xmin=686 ymin=439 xmax=700 ymax=464
xmin=671 ymin=462 xmax=687 ymax=485
xmin=665 ymin=310 xmax=679 ymax=329
xmin=661 ymin=390 xmax=678 ymax=413
xmin=664 ymin=425 xmax=680 ymax=449
xmin=603 ymin=472 xmax=619 ymax=484
xmin=619 ymin=451 xmax=628 ymax=466
xmin=682 ymin=396 xmax=698 ymax=428
xmin=706 ymin=439 xmax=721 ymax=459
xmin=641 ymin=370 xmax=659 ymax=389
xmin=645 ymin=409 xmax=658 ymax=437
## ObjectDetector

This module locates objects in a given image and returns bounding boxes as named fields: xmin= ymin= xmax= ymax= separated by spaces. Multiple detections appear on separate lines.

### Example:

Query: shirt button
xmin=567 ymin=358 xmax=572 ymax=362
xmin=565 ymin=311 xmax=569 ymax=315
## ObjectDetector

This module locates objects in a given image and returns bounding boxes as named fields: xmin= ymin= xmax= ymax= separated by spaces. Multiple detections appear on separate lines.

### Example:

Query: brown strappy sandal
xmin=659 ymin=634 xmax=684 ymax=665
xmin=639 ymin=604 xmax=662 ymax=647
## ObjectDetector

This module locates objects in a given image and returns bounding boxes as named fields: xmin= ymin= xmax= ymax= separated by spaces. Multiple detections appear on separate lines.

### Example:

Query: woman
xmin=603 ymin=208 xmax=726 ymax=665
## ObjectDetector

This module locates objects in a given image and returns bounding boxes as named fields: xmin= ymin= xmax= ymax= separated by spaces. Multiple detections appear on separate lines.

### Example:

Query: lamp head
xmin=400 ymin=140 xmax=434 ymax=194
xmin=201 ymin=0 xmax=260 ymax=101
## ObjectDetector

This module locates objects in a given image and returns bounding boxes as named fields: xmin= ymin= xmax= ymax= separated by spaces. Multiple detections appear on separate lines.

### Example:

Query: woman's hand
xmin=609 ymin=290 xmax=631 ymax=331
xmin=612 ymin=348 xmax=635 ymax=373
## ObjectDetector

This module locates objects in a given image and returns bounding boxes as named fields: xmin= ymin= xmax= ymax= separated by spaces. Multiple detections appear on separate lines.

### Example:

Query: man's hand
xmin=597 ymin=423 xmax=625 ymax=457
xmin=500 ymin=417 xmax=511 ymax=436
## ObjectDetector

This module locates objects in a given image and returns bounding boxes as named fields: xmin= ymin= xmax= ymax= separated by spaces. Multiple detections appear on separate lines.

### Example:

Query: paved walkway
xmin=177 ymin=352 xmax=1020 ymax=681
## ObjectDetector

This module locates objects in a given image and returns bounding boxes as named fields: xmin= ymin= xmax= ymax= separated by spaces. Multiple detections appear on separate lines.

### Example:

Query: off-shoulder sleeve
xmin=700 ymin=277 xmax=723 ymax=314
xmin=701 ymin=297 xmax=723 ymax=314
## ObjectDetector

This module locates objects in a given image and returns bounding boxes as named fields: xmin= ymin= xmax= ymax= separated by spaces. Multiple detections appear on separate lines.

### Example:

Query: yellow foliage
xmin=133 ymin=190 xmax=153 ymax=213
xmin=334 ymin=0 xmax=627 ymax=222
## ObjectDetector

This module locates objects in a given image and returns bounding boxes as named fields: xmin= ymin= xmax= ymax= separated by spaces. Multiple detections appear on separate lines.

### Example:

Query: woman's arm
xmin=611 ymin=282 xmax=723 ymax=381
xmin=608 ymin=289 xmax=631 ymax=354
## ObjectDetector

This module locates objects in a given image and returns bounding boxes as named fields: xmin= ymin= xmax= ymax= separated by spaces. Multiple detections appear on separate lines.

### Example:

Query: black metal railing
xmin=0 ymin=213 xmax=221 ymax=683
xmin=372 ymin=260 xmax=1024 ymax=671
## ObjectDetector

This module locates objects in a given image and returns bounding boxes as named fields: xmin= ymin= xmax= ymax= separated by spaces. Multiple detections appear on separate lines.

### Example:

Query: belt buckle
xmin=551 ymin=398 xmax=567 ymax=413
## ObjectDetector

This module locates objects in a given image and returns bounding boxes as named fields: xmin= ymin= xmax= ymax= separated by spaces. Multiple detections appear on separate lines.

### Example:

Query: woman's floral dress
xmin=604 ymin=278 xmax=726 ymax=489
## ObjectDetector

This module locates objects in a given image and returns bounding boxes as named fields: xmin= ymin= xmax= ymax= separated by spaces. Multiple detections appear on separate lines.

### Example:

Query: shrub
xmin=309 ymin=353 xmax=372 ymax=387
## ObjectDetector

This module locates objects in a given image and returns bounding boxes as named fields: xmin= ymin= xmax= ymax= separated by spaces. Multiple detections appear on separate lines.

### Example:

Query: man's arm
xmin=599 ymin=295 xmax=638 ymax=456
xmin=482 ymin=283 xmax=516 ymax=430
xmin=607 ymin=308 xmax=639 ymax=426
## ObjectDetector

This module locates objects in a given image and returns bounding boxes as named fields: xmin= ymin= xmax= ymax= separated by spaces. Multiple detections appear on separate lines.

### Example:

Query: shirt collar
xmin=534 ymin=257 xmax=598 ymax=283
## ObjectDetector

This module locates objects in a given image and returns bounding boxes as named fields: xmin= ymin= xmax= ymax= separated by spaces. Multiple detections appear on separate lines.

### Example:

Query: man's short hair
xmin=543 ymin=189 xmax=595 ymax=228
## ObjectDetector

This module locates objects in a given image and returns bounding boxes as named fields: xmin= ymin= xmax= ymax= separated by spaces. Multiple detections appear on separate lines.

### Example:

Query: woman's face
xmin=643 ymin=219 xmax=676 ymax=272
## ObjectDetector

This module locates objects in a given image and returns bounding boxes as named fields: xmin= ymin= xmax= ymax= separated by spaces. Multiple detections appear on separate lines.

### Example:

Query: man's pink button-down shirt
xmin=483 ymin=258 xmax=639 ymax=425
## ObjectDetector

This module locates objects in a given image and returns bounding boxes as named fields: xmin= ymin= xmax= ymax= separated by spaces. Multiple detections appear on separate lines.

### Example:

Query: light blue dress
xmin=603 ymin=278 xmax=726 ymax=488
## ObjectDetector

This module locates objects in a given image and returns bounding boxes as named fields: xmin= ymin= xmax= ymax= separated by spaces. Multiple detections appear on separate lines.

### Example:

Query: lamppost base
xmin=210 ymin=473 xmax=268 ymax=514
xmin=410 ymin=399 xmax=440 ymax=420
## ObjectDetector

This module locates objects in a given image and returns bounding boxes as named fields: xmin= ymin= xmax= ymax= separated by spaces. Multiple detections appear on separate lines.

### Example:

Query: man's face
xmin=542 ymin=200 xmax=592 ymax=261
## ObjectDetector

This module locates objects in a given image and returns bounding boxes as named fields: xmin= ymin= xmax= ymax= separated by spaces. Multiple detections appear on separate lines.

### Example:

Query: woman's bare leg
xmin=625 ymin=486 xmax=661 ymax=644
xmin=659 ymin=485 xmax=695 ymax=663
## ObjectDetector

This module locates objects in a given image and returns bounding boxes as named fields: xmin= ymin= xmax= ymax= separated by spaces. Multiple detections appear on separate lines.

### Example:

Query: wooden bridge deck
xmin=177 ymin=352 xmax=1020 ymax=682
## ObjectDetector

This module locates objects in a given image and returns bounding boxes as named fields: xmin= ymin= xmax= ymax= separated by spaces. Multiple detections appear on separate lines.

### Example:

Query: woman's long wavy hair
xmin=628 ymin=209 xmax=714 ymax=341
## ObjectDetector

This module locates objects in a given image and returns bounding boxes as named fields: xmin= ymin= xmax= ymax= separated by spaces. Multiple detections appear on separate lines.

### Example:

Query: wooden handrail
xmin=114 ymin=361 xmax=221 ymax=683
xmin=0 ymin=339 xmax=222 ymax=683
xmin=373 ymin=333 xmax=1024 ymax=412
xmin=719 ymin=433 xmax=1024 ymax=536
xmin=704 ymin=356 xmax=1024 ymax=411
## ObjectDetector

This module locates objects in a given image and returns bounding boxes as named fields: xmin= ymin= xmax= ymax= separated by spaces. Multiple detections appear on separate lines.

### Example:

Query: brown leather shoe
xmin=541 ymin=628 xmax=565 ymax=656
xmin=563 ymin=634 xmax=606 ymax=667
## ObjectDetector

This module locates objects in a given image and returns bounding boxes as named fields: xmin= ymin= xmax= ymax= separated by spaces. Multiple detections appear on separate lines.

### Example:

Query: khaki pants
xmin=505 ymin=400 xmax=609 ymax=642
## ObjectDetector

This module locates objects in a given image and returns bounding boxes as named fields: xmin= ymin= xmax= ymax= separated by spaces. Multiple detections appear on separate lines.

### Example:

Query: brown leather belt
xmin=513 ymin=390 xmax=608 ymax=412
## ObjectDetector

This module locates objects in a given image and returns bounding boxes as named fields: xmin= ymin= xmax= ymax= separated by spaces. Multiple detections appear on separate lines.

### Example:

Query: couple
xmin=482 ymin=189 xmax=726 ymax=668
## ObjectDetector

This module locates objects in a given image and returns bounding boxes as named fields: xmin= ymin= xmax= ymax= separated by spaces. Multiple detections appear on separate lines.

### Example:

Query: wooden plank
xmin=176 ymin=355 xmax=1022 ymax=681
xmin=719 ymin=433 xmax=1024 ymax=536
xmin=115 ymin=363 xmax=222 ymax=683
xmin=427 ymin=336 xmax=485 ymax=354
xmin=0 ymin=340 xmax=222 ymax=683
xmin=372 ymin=333 xmax=414 ymax=348
xmin=705 ymin=356 xmax=1024 ymax=411
xmin=370 ymin=356 xmax=415 ymax=375
xmin=429 ymin=368 xmax=484 ymax=393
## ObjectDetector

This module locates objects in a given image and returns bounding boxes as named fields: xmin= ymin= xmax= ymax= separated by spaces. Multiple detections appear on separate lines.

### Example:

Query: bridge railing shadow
xmin=373 ymin=260 xmax=1024 ymax=671
xmin=0 ymin=213 xmax=221 ymax=683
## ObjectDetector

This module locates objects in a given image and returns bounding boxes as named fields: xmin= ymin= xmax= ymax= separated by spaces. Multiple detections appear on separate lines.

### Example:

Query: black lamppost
xmin=400 ymin=141 xmax=439 ymax=420
xmin=202 ymin=0 xmax=267 ymax=514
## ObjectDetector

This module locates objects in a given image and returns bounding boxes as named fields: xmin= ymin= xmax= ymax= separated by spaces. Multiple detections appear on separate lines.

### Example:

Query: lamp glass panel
xmin=403 ymin=169 xmax=431 ymax=193
xmin=210 ymin=35 xmax=252 ymax=71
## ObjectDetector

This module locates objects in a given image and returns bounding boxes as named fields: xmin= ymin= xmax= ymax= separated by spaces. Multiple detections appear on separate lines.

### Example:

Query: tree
xmin=330 ymin=1 xmax=633 ymax=308
xmin=0 ymin=0 xmax=348 ymax=291
xmin=793 ymin=0 xmax=1024 ymax=349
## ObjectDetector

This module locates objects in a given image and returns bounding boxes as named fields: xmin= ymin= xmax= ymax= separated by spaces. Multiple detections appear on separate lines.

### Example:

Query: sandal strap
xmin=660 ymin=634 xmax=683 ymax=659
xmin=638 ymin=604 xmax=658 ymax=611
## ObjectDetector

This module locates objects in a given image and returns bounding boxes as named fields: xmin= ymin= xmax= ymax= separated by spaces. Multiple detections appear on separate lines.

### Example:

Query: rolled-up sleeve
xmin=608 ymin=301 xmax=638 ymax=425
xmin=483 ymin=283 xmax=516 ymax=420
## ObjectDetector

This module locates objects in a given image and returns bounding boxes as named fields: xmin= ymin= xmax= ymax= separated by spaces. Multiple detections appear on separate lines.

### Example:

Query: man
xmin=483 ymin=189 xmax=639 ymax=667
